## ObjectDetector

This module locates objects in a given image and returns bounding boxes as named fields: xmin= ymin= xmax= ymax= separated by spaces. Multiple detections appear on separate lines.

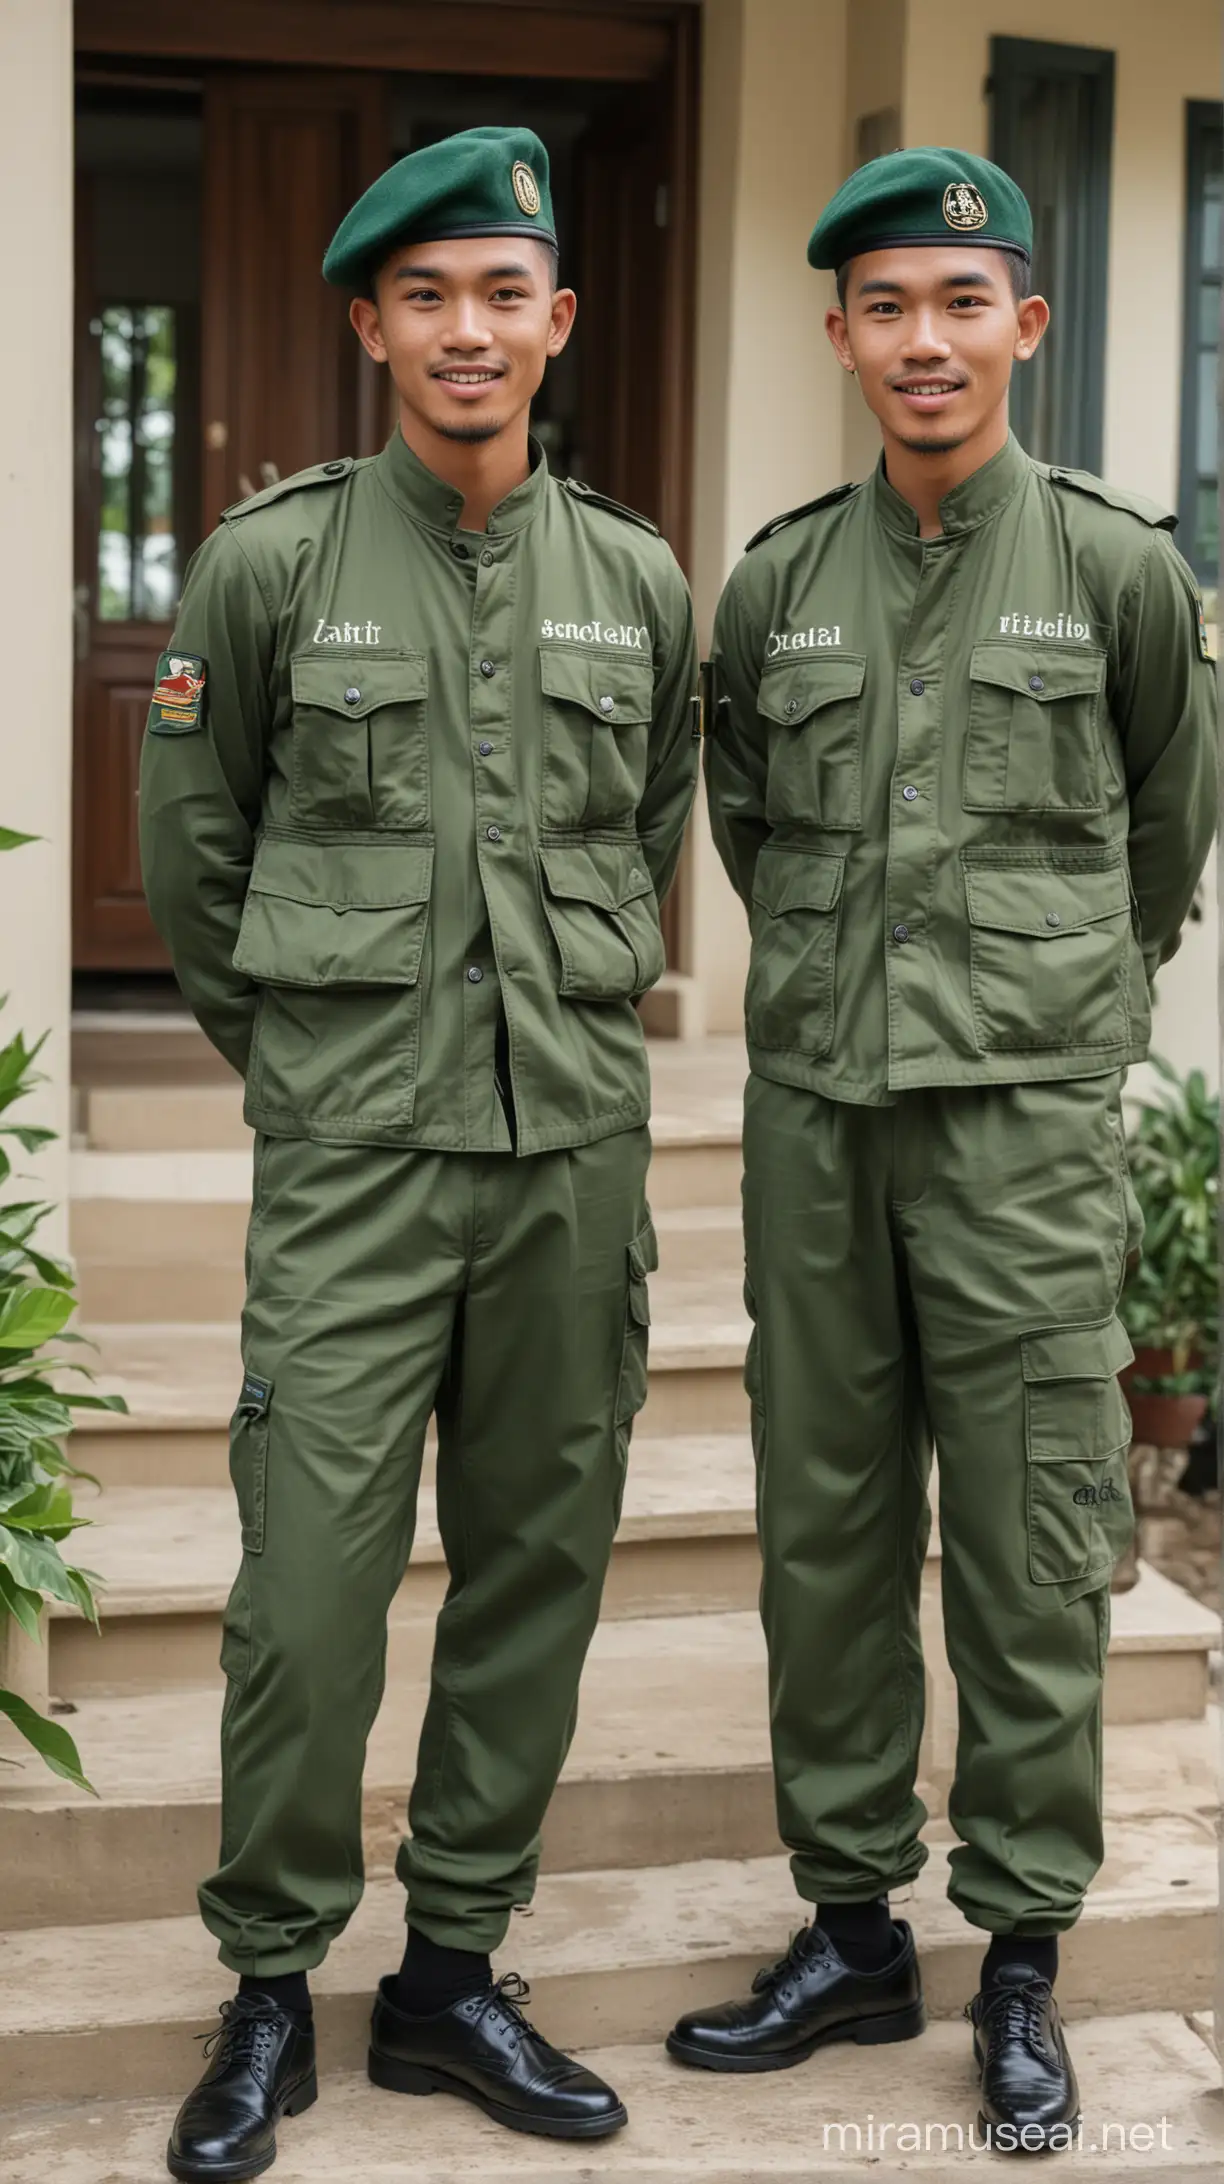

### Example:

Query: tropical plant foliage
xmin=1119 ymin=1055 xmax=1219 ymax=1396
xmin=0 ymin=827 xmax=126 ymax=1790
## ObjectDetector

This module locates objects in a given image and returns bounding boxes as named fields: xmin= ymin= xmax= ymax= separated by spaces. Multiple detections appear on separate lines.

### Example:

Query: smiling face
xmin=826 ymin=246 xmax=1048 ymax=457
xmin=349 ymin=235 xmax=576 ymax=447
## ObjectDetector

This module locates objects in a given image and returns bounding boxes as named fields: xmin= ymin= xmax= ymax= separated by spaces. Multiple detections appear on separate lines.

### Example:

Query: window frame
xmin=1177 ymin=98 xmax=1223 ymax=585
xmin=989 ymin=35 xmax=1115 ymax=474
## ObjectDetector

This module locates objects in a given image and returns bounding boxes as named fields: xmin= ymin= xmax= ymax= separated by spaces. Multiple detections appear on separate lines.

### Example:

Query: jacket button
xmin=481 ymin=550 xmax=495 ymax=567
xmin=486 ymin=825 xmax=502 ymax=842
xmin=598 ymin=695 xmax=615 ymax=714
xmin=785 ymin=698 xmax=799 ymax=715
xmin=323 ymin=460 xmax=346 ymax=475
xmin=1045 ymin=910 xmax=1061 ymax=927
xmin=909 ymin=678 xmax=925 ymax=696
xmin=893 ymin=923 xmax=911 ymax=943
xmin=1029 ymin=673 xmax=1045 ymax=692
xmin=466 ymin=966 xmax=484 ymax=984
xmin=478 ymin=740 xmax=493 ymax=757
xmin=451 ymin=541 xmax=469 ymax=560
xmin=343 ymin=686 xmax=361 ymax=705
xmin=480 ymin=658 xmax=496 ymax=678
xmin=902 ymin=784 xmax=918 ymax=801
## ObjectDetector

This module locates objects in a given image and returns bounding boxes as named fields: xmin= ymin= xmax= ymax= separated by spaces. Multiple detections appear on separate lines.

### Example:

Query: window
xmin=95 ymin=303 xmax=181 ymax=622
xmin=1178 ymin=102 xmax=1222 ymax=584
xmin=990 ymin=38 xmax=1115 ymax=472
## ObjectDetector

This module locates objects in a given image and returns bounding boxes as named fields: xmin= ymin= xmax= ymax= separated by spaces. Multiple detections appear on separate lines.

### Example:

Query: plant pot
xmin=1125 ymin=1388 xmax=1208 ymax=1450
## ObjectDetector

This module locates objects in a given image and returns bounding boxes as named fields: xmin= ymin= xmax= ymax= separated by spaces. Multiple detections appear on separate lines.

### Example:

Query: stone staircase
xmin=0 ymin=1020 xmax=1219 ymax=2180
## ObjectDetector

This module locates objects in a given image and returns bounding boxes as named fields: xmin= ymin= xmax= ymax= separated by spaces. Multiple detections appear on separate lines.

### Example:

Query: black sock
xmin=394 ymin=1927 xmax=493 ymax=2016
xmin=816 ymin=1895 xmax=896 ymax=1972
xmin=238 ymin=1970 xmax=311 ymax=2016
xmin=981 ymin=1934 xmax=1059 ymax=1990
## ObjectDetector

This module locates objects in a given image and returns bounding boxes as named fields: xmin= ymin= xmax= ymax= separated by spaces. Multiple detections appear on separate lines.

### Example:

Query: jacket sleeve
xmin=1116 ymin=531 xmax=1218 ymax=981
xmin=636 ymin=562 xmax=700 ymax=905
xmin=138 ymin=524 xmax=273 ymax=1074
xmin=704 ymin=567 xmax=770 ymax=911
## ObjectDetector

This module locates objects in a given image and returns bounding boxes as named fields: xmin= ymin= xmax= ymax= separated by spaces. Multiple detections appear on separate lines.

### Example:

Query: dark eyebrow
xmin=855 ymin=268 xmax=998 ymax=297
xmin=391 ymin=260 xmax=534 ymax=283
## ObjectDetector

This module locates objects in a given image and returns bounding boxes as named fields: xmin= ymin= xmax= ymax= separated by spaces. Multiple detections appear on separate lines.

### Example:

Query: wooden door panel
xmin=73 ymin=627 xmax=170 ymax=969
xmin=201 ymin=72 xmax=387 ymax=529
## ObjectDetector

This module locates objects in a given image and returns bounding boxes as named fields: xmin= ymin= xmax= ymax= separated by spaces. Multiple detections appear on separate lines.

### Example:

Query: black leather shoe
xmin=166 ymin=1995 xmax=317 ymax=2182
xmin=969 ymin=1966 xmax=1080 ymax=2154
xmin=666 ymin=1919 xmax=925 ymax=2073
xmin=368 ymin=1971 xmax=627 ymax=2139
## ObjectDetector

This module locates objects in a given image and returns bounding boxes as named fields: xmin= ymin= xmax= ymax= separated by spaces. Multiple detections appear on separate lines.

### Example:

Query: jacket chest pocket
xmin=234 ymin=835 xmax=434 ymax=1128
xmin=289 ymin=652 xmax=429 ymax=830
xmin=746 ymin=849 xmax=844 ymax=1057
xmin=757 ymin=655 xmax=866 ymax=830
xmin=964 ymin=856 xmax=1133 ymax=1054
xmin=964 ymin=642 xmax=1109 ymax=815
xmin=540 ymin=646 xmax=654 ymax=828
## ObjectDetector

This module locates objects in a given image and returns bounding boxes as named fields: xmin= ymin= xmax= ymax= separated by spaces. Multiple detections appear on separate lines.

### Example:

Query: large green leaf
xmin=0 ymin=828 xmax=40 ymax=853
xmin=0 ymin=1287 xmax=74 ymax=1350
xmin=0 ymin=1562 xmax=45 ymax=1640
xmin=0 ymin=1524 xmax=83 ymax=1609
xmin=0 ymin=1691 xmax=95 ymax=1794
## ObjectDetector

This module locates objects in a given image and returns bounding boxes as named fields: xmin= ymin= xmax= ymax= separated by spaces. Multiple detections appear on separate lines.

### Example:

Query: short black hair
xmin=834 ymin=246 xmax=1032 ymax=309
xmin=368 ymin=233 xmax=559 ymax=303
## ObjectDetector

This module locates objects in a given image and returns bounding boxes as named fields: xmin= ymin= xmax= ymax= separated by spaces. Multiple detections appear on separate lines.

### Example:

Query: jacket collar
xmin=870 ymin=431 xmax=1030 ymax=539
xmin=375 ymin=427 xmax=549 ymax=537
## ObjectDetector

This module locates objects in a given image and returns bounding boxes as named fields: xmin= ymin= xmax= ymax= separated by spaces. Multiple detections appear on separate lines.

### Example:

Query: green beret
xmin=323 ymin=126 xmax=556 ymax=289
xmin=808 ymin=148 xmax=1032 ymax=271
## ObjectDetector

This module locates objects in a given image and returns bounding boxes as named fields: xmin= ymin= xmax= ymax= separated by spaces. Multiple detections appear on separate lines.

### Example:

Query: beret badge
xmin=942 ymin=181 xmax=989 ymax=232
xmin=512 ymin=161 xmax=542 ymax=217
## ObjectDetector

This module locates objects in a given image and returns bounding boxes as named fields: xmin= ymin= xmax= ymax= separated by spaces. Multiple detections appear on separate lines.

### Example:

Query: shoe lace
xmin=481 ymin=1972 xmax=540 ymax=2044
xmin=197 ymin=1995 xmax=284 ymax=2075
xmin=751 ymin=1924 xmax=827 ymax=1996
xmin=968 ymin=1978 xmax=1053 ymax=2062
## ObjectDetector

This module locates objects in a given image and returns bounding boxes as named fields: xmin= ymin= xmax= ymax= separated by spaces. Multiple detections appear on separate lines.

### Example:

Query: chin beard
xmin=899 ymin=431 xmax=968 ymax=455
xmin=434 ymin=418 xmax=505 ymax=445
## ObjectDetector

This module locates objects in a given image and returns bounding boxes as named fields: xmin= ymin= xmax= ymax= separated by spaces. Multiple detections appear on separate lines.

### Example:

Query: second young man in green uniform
xmin=142 ymin=128 xmax=697 ymax=2180
xmin=668 ymin=149 xmax=1216 ymax=2153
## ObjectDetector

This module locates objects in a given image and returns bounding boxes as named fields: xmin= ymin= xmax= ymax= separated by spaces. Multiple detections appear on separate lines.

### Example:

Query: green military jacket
xmin=707 ymin=433 xmax=1217 ymax=1104
xmin=140 ymin=432 xmax=698 ymax=1155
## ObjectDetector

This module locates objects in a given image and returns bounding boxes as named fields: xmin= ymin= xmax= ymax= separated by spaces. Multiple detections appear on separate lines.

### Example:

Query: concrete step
xmin=7 ymin=2013 xmax=1221 ymax=2181
xmin=0 ymin=1819 xmax=1215 ymax=2108
xmin=4 ymin=1575 xmax=1215 ymax=1933
xmin=49 ymin=1443 xmax=763 ymax=1696
xmin=73 ymin=1293 xmax=753 ymax=1487
xmin=70 ymin=1157 xmax=746 ymax=1321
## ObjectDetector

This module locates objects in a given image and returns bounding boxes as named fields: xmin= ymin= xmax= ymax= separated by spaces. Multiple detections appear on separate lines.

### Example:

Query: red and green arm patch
xmin=147 ymin=650 xmax=207 ymax=734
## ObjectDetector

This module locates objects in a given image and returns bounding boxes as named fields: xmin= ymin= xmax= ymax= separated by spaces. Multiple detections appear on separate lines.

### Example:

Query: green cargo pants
xmin=200 ymin=1126 xmax=654 ymax=1974
xmin=742 ymin=1072 xmax=1140 ymax=1937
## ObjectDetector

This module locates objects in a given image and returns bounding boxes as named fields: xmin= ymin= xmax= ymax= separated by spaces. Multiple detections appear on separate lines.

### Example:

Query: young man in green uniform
xmin=142 ymin=127 xmax=698 ymax=2179
xmin=667 ymin=149 xmax=1216 ymax=2151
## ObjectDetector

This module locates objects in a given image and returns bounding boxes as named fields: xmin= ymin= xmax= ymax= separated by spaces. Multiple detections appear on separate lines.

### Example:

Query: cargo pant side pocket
xmin=1022 ymin=1317 xmax=1134 ymax=1590
xmin=613 ymin=1213 xmax=657 ymax=1525
xmin=230 ymin=1371 xmax=273 ymax=1556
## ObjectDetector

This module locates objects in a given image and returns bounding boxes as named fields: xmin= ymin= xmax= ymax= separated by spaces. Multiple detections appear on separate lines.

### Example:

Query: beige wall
xmin=0 ymin=0 xmax=73 ymax=1247
xmin=690 ymin=0 xmax=850 ymax=1031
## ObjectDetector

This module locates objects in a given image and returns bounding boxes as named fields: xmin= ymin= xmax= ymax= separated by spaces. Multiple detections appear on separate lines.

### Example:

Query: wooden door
xmin=201 ymin=72 xmax=387 ymax=528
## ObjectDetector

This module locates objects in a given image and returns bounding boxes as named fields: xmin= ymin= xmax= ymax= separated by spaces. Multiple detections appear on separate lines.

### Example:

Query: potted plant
xmin=1118 ymin=1056 xmax=1218 ymax=1451
xmin=0 ymin=826 xmax=126 ymax=1790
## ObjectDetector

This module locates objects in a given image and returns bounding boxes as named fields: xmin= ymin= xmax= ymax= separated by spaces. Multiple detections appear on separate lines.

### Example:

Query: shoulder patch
xmin=223 ymin=457 xmax=356 ymax=522
xmin=1045 ymin=466 xmax=1176 ymax=533
xmin=561 ymin=477 xmax=659 ymax=535
xmin=147 ymin=650 xmax=205 ymax=736
xmin=745 ymin=483 xmax=860 ymax=552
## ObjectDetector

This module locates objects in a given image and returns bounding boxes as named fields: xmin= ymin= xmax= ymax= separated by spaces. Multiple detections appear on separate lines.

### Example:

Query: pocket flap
xmin=1022 ymin=1317 xmax=1135 ymax=1386
xmin=539 ymin=841 xmax=654 ymax=912
xmin=290 ymin=652 xmax=429 ymax=718
xmin=964 ymin=859 xmax=1129 ymax=938
xmin=628 ymin=1212 xmax=659 ymax=1282
xmin=539 ymin=646 xmax=654 ymax=725
xmin=757 ymin=655 xmax=867 ymax=726
xmin=248 ymin=836 xmax=435 ymax=911
xmin=969 ymin=641 xmax=1106 ymax=704
xmin=752 ymin=850 xmax=845 ymax=918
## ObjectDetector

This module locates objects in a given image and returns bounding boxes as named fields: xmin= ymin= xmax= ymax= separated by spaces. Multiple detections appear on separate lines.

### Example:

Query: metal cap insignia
xmin=511 ymin=161 xmax=542 ymax=217
xmin=942 ymin=181 xmax=988 ymax=232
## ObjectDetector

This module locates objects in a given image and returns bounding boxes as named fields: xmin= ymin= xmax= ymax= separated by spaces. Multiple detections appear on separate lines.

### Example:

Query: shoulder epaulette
xmin=1043 ymin=465 xmax=1176 ymax=532
xmin=561 ymin=477 xmax=659 ymax=535
xmin=745 ymin=482 xmax=860 ymax=552
xmin=223 ymin=457 xmax=356 ymax=521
